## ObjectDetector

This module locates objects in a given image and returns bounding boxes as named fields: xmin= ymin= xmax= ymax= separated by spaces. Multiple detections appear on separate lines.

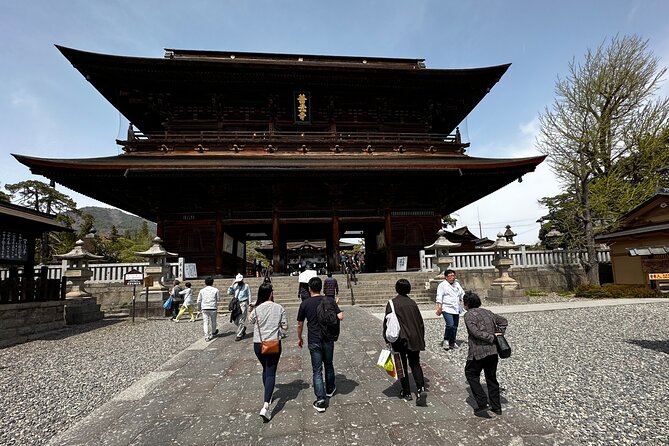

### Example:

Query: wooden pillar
xmin=385 ymin=209 xmax=393 ymax=271
xmin=156 ymin=219 xmax=164 ymax=239
xmin=215 ymin=215 xmax=223 ymax=275
xmin=331 ymin=215 xmax=340 ymax=272
xmin=272 ymin=210 xmax=281 ymax=273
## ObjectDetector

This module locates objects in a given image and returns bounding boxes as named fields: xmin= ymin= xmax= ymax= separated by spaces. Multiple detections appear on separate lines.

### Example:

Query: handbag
xmin=255 ymin=305 xmax=280 ymax=355
xmin=162 ymin=295 xmax=173 ymax=310
xmin=384 ymin=299 xmax=400 ymax=343
xmin=376 ymin=348 xmax=396 ymax=377
xmin=494 ymin=328 xmax=512 ymax=359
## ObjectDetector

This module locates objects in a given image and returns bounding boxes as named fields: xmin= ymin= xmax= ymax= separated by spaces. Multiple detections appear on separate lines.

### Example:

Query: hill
xmin=75 ymin=207 xmax=157 ymax=236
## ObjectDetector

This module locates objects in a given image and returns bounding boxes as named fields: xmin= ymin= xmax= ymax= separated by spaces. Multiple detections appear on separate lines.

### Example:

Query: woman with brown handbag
xmin=249 ymin=283 xmax=288 ymax=421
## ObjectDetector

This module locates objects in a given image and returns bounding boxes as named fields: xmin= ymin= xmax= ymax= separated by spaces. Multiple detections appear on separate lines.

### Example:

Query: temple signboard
xmin=0 ymin=231 xmax=28 ymax=262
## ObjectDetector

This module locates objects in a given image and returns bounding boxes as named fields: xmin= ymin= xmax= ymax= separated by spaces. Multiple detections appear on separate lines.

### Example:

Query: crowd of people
xmin=164 ymin=268 xmax=508 ymax=422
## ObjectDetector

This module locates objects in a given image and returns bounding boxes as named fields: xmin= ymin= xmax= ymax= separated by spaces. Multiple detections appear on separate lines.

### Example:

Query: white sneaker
xmin=450 ymin=342 xmax=460 ymax=350
xmin=259 ymin=407 xmax=271 ymax=421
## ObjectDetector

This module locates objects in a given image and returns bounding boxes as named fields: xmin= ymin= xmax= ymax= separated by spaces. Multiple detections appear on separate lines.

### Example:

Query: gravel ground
xmin=0 ymin=317 xmax=201 ymax=446
xmin=1 ymin=301 xmax=667 ymax=445
xmin=425 ymin=302 xmax=669 ymax=445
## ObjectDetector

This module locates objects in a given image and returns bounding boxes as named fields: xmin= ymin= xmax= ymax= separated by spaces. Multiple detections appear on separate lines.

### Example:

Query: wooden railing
xmin=421 ymin=247 xmax=611 ymax=272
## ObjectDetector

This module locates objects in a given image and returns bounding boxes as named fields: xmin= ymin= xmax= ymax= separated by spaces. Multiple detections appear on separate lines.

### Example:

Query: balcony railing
xmin=118 ymin=130 xmax=466 ymax=153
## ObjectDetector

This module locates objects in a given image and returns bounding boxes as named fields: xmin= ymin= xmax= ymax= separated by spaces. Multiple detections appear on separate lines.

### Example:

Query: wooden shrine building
xmin=15 ymin=46 xmax=544 ymax=276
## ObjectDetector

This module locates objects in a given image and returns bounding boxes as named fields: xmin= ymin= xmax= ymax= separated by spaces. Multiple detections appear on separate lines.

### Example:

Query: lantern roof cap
xmin=424 ymin=228 xmax=462 ymax=250
xmin=135 ymin=237 xmax=178 ymax=257
xmin=54 ymin=239 xmax=104 ymax=260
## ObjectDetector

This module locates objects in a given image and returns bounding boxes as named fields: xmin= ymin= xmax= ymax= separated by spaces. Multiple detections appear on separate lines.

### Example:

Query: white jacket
xmin=197 ymin=286 xmax=220 ymax=310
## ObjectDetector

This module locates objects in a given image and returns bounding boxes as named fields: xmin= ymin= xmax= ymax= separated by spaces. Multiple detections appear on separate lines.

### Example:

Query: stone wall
xmin=458 ymin=265 xmax=587 ymax=296
xmin=0 ymin=301 xmax=66 ymax=348
xmin=83 ymin=265 xmax=587 ymax=312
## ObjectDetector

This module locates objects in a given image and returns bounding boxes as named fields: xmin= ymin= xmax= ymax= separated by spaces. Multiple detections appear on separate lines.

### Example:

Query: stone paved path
xmin=48 ymin=305 xmax=571 ymax=446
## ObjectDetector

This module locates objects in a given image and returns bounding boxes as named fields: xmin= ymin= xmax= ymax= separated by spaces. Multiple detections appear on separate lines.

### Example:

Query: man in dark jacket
xmin=463 ymin=292 xmax=508 ymax=415
xmin=383 ymin=279 xmax=427 ymax=406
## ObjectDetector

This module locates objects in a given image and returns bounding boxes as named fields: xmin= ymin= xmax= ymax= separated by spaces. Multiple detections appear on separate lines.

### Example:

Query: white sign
xmin=124 ymin=270 xmax=144 ymax=285
xmin=396 ymin=256 xmax=408 ymax=272
xmin=184 ymin=263 xmax=198 ymax=279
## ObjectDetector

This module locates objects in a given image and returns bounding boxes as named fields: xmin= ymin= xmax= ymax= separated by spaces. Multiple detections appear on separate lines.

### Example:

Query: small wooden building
xmin=596 ymin=189 xmax=669 ymax=288
xmin=15 ymin=47 xmax=544 ymax=276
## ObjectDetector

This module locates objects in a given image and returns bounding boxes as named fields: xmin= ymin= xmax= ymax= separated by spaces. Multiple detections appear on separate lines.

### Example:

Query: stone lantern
xmin=424 ymin=227 xmax=461 ymax=291
xmin=425 ymin=228 xmax=461 ymax=277
xmin=135 ymin=237 xmax=177 ymax=310
xmin=54 ymin=239 xmax=105 ymax=323
xmin=55 ymin=239 xmax=104 ymax=298
xmin=481 ymin=225 xmax=528 ymax=304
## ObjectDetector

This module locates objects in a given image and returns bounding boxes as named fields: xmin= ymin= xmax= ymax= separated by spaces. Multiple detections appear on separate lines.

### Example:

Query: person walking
xmin=463 ymin=292 xmax=508 ymax=415
xmin=435 ymin=269 xmax=464 ymax=350
xmin=168 ymin=279 xmax=182 ymax=320
xmin=297 ymin=264 xmax=316 ymax=302
xmin=227 ymin=274 xmax=251 ymax=341
xmin=383 ymin=279 xmax=428 ymax=406
xmin=249 ymin=283 xmax=288 ymax=422
xmin=197 ymin=276 xmax=220 ymax=342
xmin=173 ymin=282 xmax=196 ymax=322
xmin=297 ymin=276 xmax=343 ymax=413
xmin=323 ymin=271 xmax=339 ymax=304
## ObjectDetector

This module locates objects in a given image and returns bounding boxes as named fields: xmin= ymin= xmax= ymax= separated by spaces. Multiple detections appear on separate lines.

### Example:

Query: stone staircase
xmin=183 ymin=271 xmax=438 ymax=310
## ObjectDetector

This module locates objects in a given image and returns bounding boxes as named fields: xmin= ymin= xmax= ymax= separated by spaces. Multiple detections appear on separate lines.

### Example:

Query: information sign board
xmin=648 ymin=272 xmax=669 ymax=280
xmin=184 ymin=263 xmax=198 ymax=279
xmin=396 ymin=256 xmax=408 ymax=272
xmin=124 ymin=269 xmax=144 ymax=285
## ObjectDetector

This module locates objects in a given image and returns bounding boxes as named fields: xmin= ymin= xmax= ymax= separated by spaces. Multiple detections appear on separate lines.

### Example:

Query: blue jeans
xmin=442 ymin=312 xmax=459 ymax=345
xmin=308 ymin=341 xmax=335 ymax=401
xmin=254 ymin=342 xmax=282 ymax=403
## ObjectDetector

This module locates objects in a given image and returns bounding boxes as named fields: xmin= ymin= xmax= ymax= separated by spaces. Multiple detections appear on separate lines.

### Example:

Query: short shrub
xmin=575 ymin=283 xmax=659 ymax=299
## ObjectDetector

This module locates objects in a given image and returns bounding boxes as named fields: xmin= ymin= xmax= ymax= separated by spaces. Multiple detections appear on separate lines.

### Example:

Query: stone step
xmin=182 ymin=271 xmax=437 ymax=309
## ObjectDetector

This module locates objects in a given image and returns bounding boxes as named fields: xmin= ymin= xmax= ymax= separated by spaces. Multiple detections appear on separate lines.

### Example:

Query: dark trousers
xmin=465 ymin=354 xmax=501 ymax=410
xmin=394 ymin=346 xmax=425 ymax=394
xmin=254 ymin=342 xmax=282 ymax=403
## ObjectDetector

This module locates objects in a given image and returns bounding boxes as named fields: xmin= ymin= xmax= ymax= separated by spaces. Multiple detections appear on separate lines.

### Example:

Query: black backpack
xmin=316 ymin=296 xmax=340 ymax=342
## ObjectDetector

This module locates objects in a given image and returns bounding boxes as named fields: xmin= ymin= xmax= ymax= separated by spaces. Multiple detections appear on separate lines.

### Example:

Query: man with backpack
xmin=296 ymin=276 xmax=343 ymax=413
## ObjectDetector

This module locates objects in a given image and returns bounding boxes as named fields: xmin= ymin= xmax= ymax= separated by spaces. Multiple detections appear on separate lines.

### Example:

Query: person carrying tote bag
xmin=462 ymin=292 xmax=508 ymax=416
xmin=249 ymin=283 xmax=288 ymax=422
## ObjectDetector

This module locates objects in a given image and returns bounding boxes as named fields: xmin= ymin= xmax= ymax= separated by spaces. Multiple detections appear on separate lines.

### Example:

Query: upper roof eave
xmin=55 ymin=45 xmax=511 ymax=78
xmin=13 ymin=153 xmax=546 ymax=172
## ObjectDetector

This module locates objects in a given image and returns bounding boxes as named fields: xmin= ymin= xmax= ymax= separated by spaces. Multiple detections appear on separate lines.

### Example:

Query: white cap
xmin=234 ymin=273 xmax=244 ymax=283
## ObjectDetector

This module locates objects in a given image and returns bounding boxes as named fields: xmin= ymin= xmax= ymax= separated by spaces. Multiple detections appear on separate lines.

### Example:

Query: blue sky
xmin=2 ymin=0 xmax=668 ymax=244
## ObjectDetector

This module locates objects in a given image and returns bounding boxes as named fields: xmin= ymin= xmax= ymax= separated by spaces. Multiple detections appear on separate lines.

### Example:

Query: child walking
xmin=173 ymin=282 xmax=196 ymax=322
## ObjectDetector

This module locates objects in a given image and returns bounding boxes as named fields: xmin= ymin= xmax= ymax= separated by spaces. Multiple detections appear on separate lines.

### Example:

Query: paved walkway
xmin=49 ymin=301 xmax=651 ymax=445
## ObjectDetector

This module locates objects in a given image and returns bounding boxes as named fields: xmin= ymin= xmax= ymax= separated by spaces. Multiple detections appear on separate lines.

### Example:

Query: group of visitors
xmin=165 ymin=268 xmax=508 ymax=422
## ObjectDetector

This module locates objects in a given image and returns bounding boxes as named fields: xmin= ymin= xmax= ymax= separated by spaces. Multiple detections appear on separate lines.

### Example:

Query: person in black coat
xmin=383 ymin=279 xmax=428 ymax=406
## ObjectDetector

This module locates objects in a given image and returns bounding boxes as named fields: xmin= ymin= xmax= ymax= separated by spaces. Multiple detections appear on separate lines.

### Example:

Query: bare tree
xmin=537 ymin=35 xmax=669 ymax=284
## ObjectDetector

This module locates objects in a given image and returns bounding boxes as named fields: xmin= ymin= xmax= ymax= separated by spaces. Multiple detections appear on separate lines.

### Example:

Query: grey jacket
xmin=463 ymin=307 xmax=508 ymax=360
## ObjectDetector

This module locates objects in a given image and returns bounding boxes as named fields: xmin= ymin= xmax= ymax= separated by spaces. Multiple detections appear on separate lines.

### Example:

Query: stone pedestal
xmin=486 ymin=284 xmax=528 ymax=304
xmin=64 ymin=297 xmax=104 ymax=324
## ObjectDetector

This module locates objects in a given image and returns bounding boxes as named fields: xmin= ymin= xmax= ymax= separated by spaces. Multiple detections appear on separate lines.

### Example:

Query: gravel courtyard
xmin=1 ymin=302 xmax=667 ymax=445
xmin=425 ymin=302 xmax=669 ymax=445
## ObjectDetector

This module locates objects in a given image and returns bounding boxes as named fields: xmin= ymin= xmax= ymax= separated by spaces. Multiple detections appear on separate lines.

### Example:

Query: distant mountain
xmin=74 ymin=207 xmax=157 ymax=236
